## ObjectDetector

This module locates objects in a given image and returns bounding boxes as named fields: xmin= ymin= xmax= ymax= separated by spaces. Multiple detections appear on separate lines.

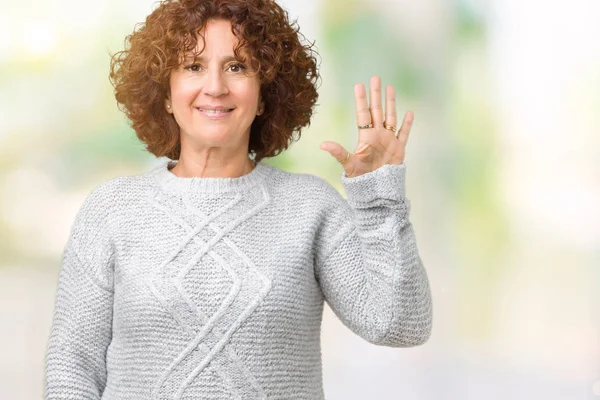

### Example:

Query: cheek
xmin=233 ymin=79 xmax=261 ymax=106
xmin=170 ymin=78 xmax=200 ymax=104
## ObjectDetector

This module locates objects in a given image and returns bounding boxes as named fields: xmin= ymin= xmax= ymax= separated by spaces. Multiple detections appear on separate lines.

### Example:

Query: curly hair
xmin=109 ymin=0 xmax=320 ymax=162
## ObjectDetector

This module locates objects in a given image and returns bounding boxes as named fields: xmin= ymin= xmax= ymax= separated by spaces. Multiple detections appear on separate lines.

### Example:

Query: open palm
xmin=320 ymin=75 xmax=414 ymax=178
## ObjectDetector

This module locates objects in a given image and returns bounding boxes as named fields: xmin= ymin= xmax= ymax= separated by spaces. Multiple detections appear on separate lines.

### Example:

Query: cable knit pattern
xmin=44 ymin=159 xmax=432 ymax=399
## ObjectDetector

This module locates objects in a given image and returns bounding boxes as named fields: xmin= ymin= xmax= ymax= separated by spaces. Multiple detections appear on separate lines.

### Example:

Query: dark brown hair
xmin=109 ymin=0 xmax=320 ymax=162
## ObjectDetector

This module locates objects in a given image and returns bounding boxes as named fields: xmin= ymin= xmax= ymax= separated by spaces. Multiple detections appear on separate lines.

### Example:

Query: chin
xmin=191 ymin=128 xmax=235 ymax=144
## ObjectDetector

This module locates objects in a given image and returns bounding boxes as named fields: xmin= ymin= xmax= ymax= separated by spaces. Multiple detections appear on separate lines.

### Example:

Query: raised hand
xmin=320 ymin=75 xmax=414 ymax=178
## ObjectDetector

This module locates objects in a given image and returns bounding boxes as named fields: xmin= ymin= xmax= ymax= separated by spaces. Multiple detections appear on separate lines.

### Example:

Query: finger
xmin=385 ymin=85 xmax=397 ymax=130
xmin=369 ymin=76 xmax=384 ymax=127
xmin=354 ymin=83 xmax=371 ymax=127
xmin=397 ymin=111 xmax=414 ymax=141
xmin=320 ymin=141 xmax=352 ymax=164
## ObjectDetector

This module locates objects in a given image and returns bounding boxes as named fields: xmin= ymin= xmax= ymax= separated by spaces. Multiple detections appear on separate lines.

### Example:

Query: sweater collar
xmin=152 ymin=159 xmax=272 ymax=195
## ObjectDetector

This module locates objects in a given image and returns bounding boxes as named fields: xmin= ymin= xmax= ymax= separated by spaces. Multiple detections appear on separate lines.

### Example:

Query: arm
xmin=44 ymin=183 xmax=116 ymax=399
xmin=314 ymin=163 xmax=432 ymax=347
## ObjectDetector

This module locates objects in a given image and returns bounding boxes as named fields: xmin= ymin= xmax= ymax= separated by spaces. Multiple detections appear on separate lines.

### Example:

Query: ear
xmin=257 ymin=97 xmax=265 ymax=116
xmin=164 ymin=98 xmax=172 ymax=114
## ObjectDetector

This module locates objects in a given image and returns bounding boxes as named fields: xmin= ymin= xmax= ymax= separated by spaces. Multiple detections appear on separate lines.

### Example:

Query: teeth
xmin=199 ymin=109 xmax=232 ymax=114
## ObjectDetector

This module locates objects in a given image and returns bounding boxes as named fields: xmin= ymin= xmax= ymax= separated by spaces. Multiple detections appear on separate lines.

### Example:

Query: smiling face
xmin=165 ymin=19 xmax=264 ymax=152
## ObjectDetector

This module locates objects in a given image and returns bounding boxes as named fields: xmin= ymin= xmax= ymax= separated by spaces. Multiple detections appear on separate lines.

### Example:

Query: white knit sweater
xmin=44 ymin=159 xmax=432 ymax=399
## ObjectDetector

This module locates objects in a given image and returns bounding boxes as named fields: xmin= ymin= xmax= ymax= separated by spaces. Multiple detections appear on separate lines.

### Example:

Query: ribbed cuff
xmin=340 ymin=163 xmax=407 ymax=208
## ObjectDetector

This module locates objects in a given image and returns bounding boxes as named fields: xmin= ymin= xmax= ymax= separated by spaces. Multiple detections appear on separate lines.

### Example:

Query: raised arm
xmin=314 ymin=163 xmax=432 ymax=347
xmin=44 ymin=182 xmax=116 ymax=399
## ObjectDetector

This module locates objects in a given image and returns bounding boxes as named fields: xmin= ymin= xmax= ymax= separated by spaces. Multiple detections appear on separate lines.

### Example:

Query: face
xmin=165 ymin=19 xmax=264 ymax=151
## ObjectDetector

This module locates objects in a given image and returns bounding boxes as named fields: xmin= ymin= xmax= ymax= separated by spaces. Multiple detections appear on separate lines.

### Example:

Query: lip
xmin=195 ymin=106 xmax=235 ymax=120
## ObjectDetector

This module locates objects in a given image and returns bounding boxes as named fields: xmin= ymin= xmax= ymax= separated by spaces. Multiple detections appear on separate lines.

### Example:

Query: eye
xmin=228 ymin=63 xmax=246 ymax=73
xmin=184 ymin=64 xmax=202 ymax=72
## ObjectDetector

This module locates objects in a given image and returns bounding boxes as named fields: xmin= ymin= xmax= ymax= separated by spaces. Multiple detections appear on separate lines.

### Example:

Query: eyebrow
xmin=183 ymin=55 xmax=242 ymax=63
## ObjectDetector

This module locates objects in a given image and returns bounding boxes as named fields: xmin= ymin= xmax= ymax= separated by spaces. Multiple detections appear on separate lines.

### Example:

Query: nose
xmin=203 ymin=67 xmax=228 ymax=97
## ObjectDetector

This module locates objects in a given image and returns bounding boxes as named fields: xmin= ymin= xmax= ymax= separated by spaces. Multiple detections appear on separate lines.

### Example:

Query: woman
xmin=44 ymin=0 xmax=433 ymax=398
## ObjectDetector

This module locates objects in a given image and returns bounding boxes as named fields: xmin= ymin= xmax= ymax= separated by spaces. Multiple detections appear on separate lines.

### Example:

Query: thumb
xmin=320 ymin=141 xmax=350 ymax=164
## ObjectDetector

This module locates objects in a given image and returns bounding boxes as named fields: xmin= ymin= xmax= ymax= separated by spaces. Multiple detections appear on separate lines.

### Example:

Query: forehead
xmin=179 ymin=27 xmax=248 ymax=65
xmin=186 ymin=19 xmax=243 ymax=57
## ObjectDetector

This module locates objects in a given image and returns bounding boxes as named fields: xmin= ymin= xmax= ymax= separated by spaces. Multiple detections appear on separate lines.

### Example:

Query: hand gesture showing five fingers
xmin=320 ymin=75 xmax=414 ymax=178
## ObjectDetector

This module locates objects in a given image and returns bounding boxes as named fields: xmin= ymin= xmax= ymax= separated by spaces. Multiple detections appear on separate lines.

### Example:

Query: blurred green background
xmin=1 ymin=0 xmax=599 ymax=398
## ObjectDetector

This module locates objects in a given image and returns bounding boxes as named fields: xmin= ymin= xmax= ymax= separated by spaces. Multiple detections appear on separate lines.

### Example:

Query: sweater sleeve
xmin=313 ymin=163 xmax=432 ymax=347
xmin=44 ymin=182 xmax=116 ymax=399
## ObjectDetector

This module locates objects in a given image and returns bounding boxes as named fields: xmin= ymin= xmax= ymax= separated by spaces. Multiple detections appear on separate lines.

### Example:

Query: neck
xmin=154 ymin=158 xmax=270 ymax=196
xmin=170 ymin=155 xmax=255 ymax=179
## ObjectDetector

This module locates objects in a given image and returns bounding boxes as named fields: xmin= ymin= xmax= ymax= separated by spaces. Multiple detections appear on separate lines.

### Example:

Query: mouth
xmin=196 ymin=107 xmax=235 ymax=115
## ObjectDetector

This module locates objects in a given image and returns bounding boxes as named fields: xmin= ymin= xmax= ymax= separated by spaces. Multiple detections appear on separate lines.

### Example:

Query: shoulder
xmin=66 ymin=171 xmax=151 ymax=260
xmin=70 ymin=178 xmax=121 ymax=242
xmin=77 ymin=175 xmax=133 ymax=216
xmin=72 ymin=171 xmax=149 ymax=236
xmin=277 ymin=170 xmax=355 ymax=265
xmin=272 ymin=169 xmax=352 ymax=240
xmin=80 ymin=176 xmax=124 ymax=209
xmin=81 ymin=167 xmax=154 ymax=211
xmin=273 ymin=167 xmax=346 ymax=208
